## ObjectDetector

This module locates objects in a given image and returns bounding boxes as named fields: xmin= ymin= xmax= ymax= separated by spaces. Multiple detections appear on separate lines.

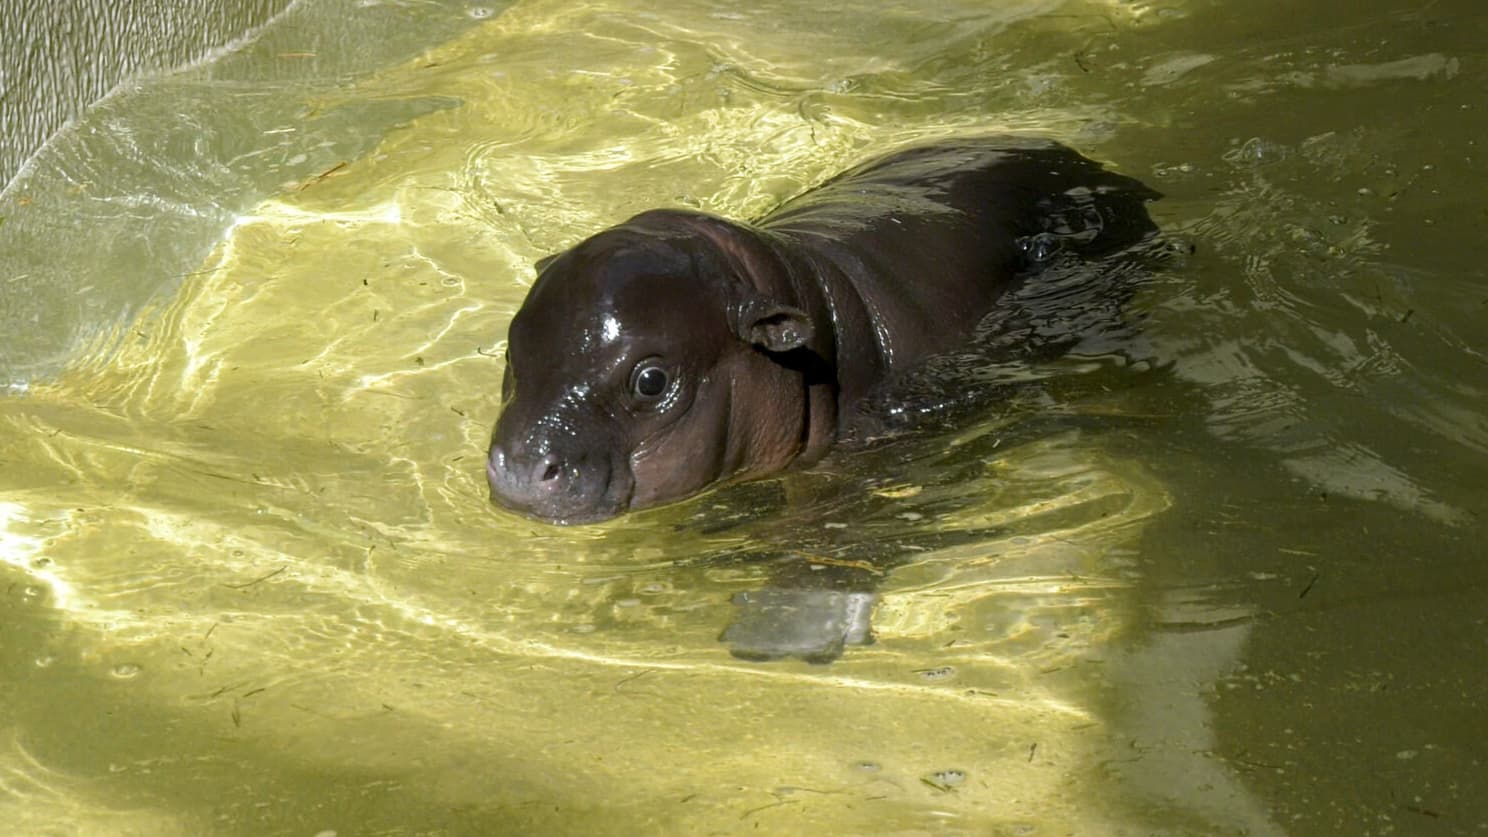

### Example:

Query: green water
xmin=2 ymin=0 xmax=1485 ymax=834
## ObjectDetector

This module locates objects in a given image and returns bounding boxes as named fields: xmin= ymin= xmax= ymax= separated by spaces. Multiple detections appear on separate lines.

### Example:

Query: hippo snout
xmin=485 ymin=441 xmax=630 ymax=525
xmin=487 ymin=447 xmax=562 ymax=490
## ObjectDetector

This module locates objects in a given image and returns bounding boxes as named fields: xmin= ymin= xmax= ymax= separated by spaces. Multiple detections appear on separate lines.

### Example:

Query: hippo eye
xmin=630 ymin=361 xmax=670 ymax=401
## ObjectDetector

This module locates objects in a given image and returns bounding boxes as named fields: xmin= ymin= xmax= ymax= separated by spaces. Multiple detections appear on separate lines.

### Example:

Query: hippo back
xmin=753 ymin=137 xmax=1159 ymax=410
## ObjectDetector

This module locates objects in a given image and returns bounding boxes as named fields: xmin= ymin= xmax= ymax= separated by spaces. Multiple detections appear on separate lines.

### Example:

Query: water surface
xmin=1 ymin=0 xmax=1485 ymax=833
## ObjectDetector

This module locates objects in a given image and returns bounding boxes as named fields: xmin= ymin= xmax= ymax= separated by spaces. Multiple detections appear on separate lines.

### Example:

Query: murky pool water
xmin=2 ymin=0 xmax=1485 ymax=833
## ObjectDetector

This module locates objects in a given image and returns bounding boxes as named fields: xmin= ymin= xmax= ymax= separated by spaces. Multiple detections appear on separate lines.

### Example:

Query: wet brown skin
xmin=486 ymin=136 xmax=1159 ymax=524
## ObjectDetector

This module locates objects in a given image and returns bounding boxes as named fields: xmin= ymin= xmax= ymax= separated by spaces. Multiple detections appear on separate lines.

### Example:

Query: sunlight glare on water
xmin=0 ymin=2 xmax=1203 ymax=830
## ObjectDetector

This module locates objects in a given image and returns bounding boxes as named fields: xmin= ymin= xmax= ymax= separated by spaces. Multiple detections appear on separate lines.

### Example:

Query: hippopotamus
xmin=486 ymin=136 xmax=1159 ymax=525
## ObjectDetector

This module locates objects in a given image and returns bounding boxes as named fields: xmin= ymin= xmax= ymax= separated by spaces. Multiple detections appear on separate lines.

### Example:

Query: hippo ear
xmin=654 ymin=210 xmax=813 ymax=351
xmin=733 ymin=296 xmax=813 ymax=353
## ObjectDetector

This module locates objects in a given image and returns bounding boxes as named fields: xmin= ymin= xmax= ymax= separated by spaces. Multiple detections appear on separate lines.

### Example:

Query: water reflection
xmin=4 ymin=401 xmax=1221 ymax=833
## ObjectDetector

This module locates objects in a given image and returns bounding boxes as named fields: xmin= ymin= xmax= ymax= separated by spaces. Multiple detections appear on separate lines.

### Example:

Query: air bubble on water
xmin=1019 ymin=232 xmax=1061 ymax=263
xmin=111 ymin=663 xmax=143 ymax=679
xmin=915 ymin=666 xmax=956 ymax=683
xmin=1153 ymin=161 xmax=1196 ymax=179
xmin=1222 ymin=137 xmax=1287 ymax=167
xmin=468 ymin=6 xmax=495 ymax=19
xmin=922 ymin=768 xmax=967 ymax=791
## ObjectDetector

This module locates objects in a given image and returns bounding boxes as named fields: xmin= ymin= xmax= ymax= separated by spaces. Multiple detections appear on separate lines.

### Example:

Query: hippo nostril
xmin=537 ymin=454 xmax=563 ymax=483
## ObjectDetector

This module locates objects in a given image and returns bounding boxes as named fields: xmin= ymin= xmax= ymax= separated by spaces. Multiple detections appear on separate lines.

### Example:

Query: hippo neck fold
xmin=753 ymin=228 xmax=894 ymax=412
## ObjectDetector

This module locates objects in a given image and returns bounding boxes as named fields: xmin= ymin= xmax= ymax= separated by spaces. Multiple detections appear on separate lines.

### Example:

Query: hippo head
xmin=486 ymin=210 xmax=829 ymax=525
